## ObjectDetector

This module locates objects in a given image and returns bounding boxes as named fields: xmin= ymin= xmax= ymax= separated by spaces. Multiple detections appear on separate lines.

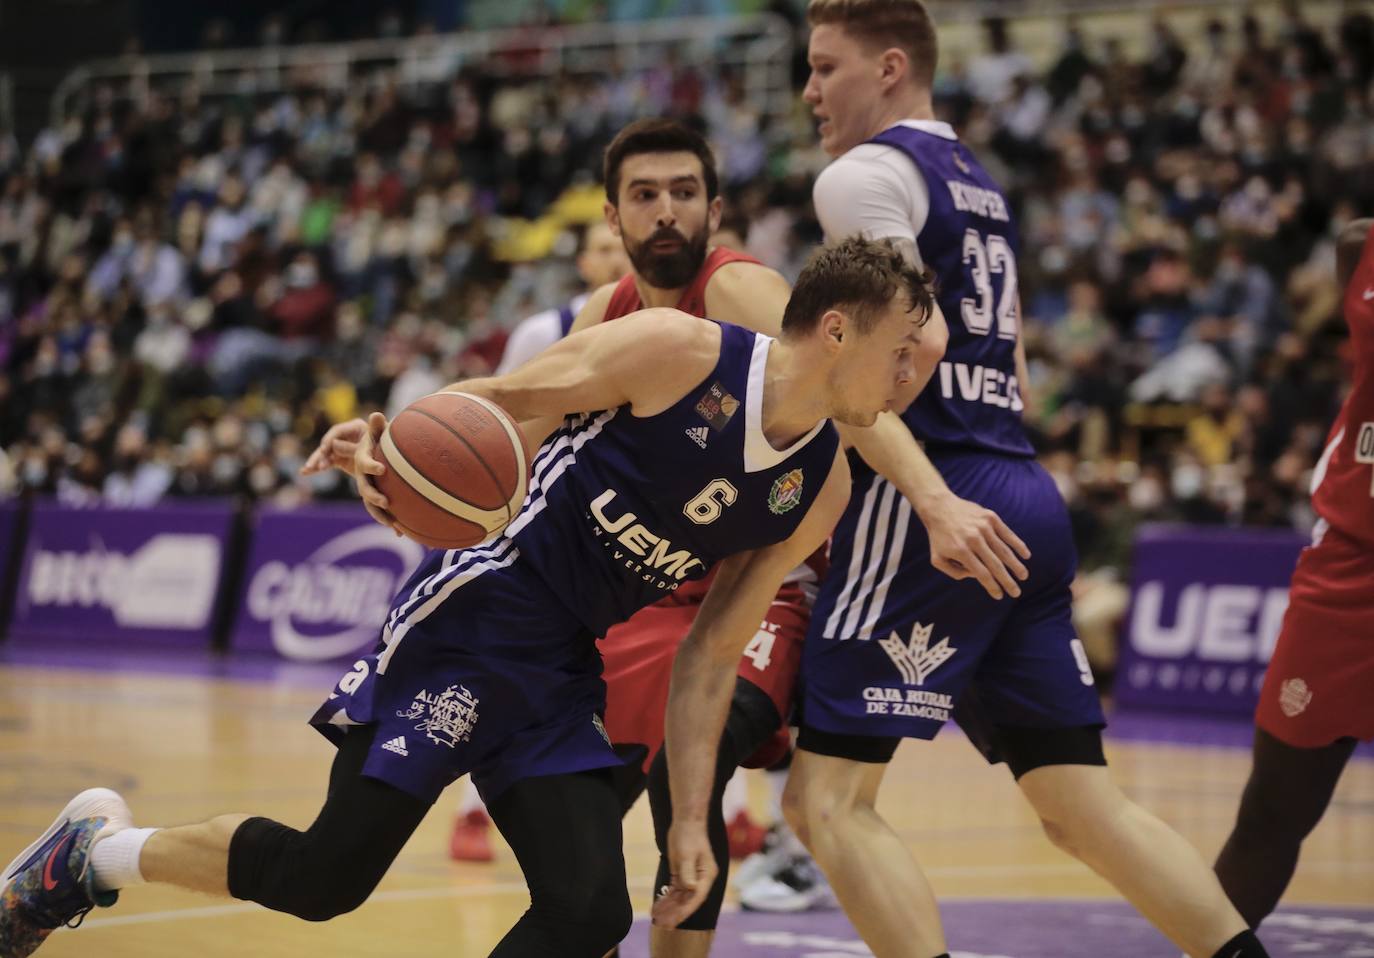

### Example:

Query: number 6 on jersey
xmin=684 ymin=478 xmax=738 ymax=525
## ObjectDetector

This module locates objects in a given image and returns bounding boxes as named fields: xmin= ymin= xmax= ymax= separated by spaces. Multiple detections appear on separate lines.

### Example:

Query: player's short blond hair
xmin=807 ymin=0 xmax=938 ymax=90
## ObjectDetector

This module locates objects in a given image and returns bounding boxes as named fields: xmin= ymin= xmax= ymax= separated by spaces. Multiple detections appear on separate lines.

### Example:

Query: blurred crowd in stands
xmin=1 ymin=4 xmax=1372 ymax=622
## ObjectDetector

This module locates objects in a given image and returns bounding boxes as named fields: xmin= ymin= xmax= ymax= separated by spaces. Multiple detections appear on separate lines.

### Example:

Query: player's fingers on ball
xmin=357 ymin=450 xmax=385 ymax=477
xmin=991 ymin=513 xmax=1032 ymax=561
xmin=367 ymin=411 xmax=388 ymax=438
xmin=359 ymin=477 xmax=389 ymax=511
xmin=363 ymin=502 xmax=395 ymax=530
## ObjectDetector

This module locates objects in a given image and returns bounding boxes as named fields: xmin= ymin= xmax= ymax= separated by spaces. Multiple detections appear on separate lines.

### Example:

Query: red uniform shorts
xmin=599 ymin=584 xmax=809 ymax=772
xmin=1257 ymin=523 xmax=1374 ymax=748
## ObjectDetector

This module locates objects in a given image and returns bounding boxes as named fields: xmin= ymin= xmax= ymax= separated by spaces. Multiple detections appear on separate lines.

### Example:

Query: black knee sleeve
xmin=229 ymin=817 xmax=379 ymax=921
xmin=227 ymin=728 xmax=429 ymax=922
xmin=522 ymin=863 xmax=633 ymax=954
xmin=488 ymin=768 xmax=632 ymax=957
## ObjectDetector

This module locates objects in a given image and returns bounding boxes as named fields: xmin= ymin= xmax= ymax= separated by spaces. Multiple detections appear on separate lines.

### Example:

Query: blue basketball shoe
xmin=0 ymin=789 xmax=132 ymax=957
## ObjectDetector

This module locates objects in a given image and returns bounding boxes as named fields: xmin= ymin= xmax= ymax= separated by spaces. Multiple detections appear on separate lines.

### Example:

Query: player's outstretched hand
xmin=651 ymin=821 xmax=716 ymax=929
xmin=922 ymin=493 xmax=1030 ymax=600
xmin=301 ymin=417 xmax=369 ymax=476
xmin=350 ymin=412 xmax=400 ymax=534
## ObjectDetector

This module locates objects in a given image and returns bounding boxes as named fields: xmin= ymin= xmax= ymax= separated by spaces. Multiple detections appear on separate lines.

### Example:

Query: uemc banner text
xmin=1117 ymin=525 xmax=1307 ymax=715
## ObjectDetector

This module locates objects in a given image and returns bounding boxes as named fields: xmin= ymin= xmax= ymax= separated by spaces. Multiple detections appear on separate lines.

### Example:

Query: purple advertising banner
xmin=10 ymin=500 xmax=235 ymax=648
xmin=231 ymin=506 xmax=424 ymax=661
xmin=1116 ymin=524 xmax=1309 ymax=715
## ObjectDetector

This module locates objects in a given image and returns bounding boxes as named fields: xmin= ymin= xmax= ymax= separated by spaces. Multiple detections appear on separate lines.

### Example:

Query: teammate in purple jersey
xmin=0 ymin=238 xmax=934 ymax=958
xmin=779 ymin=3 xmax=1272 ymax=958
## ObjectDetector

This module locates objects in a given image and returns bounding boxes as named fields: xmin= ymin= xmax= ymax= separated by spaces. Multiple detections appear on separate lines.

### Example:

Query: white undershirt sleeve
xmin=811 ymin=145 xmax=931 ymax=267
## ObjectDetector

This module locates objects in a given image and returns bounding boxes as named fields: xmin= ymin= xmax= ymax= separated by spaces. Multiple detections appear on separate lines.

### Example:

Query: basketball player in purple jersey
xmin=775 ymin=3 xmax=1271 ymax=958
xmin=0 ymin=238 xmax=932 ymax=958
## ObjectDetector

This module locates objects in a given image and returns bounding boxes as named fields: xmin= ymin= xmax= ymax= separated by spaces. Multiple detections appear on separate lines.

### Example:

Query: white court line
xmin=73 ymin=880 xmax=536 ymax=930
xmin=68 ymin=862 xmax=1374 ymax=931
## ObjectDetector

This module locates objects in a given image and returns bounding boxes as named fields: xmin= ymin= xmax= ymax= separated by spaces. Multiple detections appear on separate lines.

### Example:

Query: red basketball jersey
xmin=602 ymin=246 xmax=761 ymax=321
xmin=1312 ymin=223 xmax=1374 ymax=549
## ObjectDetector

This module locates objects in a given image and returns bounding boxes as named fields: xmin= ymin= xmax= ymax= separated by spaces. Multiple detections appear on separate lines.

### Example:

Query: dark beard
xmin=625 ymin=227 xmax=709 ymax=290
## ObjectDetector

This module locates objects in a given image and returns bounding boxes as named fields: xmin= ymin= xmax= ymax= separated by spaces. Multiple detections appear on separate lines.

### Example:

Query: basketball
xmin=372 ymin=392 xmax=530 ymax=550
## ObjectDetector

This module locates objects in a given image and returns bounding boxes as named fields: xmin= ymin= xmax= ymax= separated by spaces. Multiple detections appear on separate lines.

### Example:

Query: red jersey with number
xmin=1311 ymin=223 xmax=1374 ymax=550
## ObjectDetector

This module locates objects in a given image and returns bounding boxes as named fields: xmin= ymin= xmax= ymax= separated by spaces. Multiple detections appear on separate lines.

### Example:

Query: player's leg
xmin=1013 ymin=748 xmax=1264 ymax=958
xmin=175 ymin=725 xmax=429 ymax=917
xmin=0 ymin=724 xmax=431 ymax=958
xmin=645 ymin=679 xmax=781 ymax=958
xmin=1213 ymin=527 xmax=1374 ymax=927
xmin=1213 ymin=729 xmax=1356 ymax=927
xmin=782 ymin=735 xmax=947 ymax=958
xmin=485 ymin=767 xmax=633 ymax=958
xmin=976 ymin=627 xmax=1262 ymax=955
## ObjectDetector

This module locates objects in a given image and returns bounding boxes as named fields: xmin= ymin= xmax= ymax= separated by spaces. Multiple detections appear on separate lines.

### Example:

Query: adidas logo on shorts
xmin=685 ymin=426 xmax=709 ymax=449
xmin=381 ymin=736 xmax=409 ymax=757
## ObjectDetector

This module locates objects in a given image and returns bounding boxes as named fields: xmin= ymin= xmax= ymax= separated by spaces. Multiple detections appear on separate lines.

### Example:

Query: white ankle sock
xmin=90 ymin=827 xmax=159 ymax=891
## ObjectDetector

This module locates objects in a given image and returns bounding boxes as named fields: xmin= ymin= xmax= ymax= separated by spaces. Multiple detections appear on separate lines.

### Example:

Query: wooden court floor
xmin=1 ymin=665 xmax=1370 ymax=957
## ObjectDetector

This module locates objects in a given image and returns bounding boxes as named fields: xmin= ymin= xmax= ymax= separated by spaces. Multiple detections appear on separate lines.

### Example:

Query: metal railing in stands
xmin=50 ymin=14 xmax=794 ymax=136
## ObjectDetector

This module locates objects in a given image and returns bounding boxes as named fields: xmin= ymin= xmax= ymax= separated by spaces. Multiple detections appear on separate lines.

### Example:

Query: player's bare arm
xmin=301 ymin=282 xmax=624 ymax=481
xmin=702 ymin=259 xmax=793 ymax=336
xmin=350 ymin=309 xmax=721 ymax=526
xmin=653 ymin=448 xmax=851 ymax=928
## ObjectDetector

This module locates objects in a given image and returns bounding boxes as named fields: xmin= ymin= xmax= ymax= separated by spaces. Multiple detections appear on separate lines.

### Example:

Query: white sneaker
xmin=738 ymin=855 xmax=836 ymax=913
xmin=734 ymin=827 xmax=790 ymax=889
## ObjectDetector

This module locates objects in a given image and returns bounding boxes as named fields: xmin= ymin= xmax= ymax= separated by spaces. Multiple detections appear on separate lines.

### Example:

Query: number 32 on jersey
xmin=960 ymin=228 xmax=1019 ymax=341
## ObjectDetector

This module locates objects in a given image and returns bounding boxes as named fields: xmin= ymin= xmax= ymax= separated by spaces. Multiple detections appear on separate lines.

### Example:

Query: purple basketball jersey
xmin=868 ymin=124 xmax=1034 ymax=459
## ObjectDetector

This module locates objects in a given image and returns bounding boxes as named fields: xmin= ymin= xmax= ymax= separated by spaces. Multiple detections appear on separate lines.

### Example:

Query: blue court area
xmin=622 ymin=902 xmax=1374 ymax=958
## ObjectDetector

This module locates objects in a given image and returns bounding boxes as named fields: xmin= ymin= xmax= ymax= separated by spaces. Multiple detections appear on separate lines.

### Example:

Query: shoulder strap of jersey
xmin=556 ymin=303 xmax=577 ymax=337
xmin=675 ymin=247 xmax=763 ymax=318
xmin=603 ymin=273 xmax=642 ymax=322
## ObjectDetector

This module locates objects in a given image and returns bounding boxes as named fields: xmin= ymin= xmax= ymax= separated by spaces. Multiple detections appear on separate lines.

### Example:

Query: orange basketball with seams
xmin=373 ymin=392 xmax=530 ymax=550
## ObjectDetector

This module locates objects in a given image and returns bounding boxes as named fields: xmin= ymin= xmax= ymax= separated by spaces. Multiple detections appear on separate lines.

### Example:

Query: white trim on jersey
xmin=1310 ymin=425 xmax=1345 ymax=497
xmin=821 ymin=477 xmax=913 ymax=641
xmin=387 ymin=541 xmax=504 ymax=635
xmin=743 ymin=334 xmax=828 ymax=473
xmin=378 ymin=541 xmax=521 ymax=675
xmin=505 ymin=408 xmax=618 ymax=537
